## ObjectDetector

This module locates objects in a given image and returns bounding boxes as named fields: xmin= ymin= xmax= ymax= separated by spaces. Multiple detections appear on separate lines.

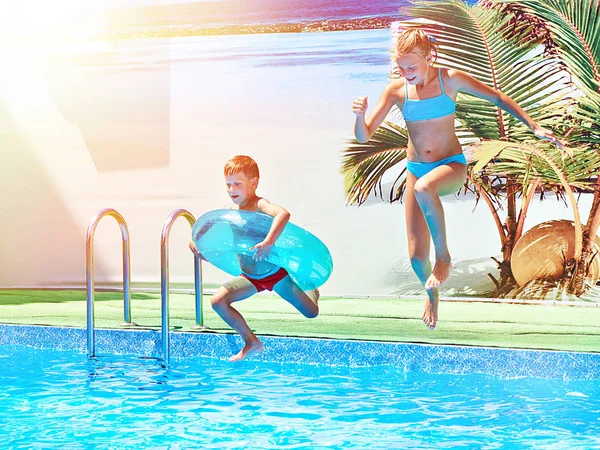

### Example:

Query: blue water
xmin=1 ymin=345 xmax=599 ymax=449
xmin=111 ymin=0 xmax=479 ymax=36
xmin=121 ymin=0 xmax=421 ymax=28
xmin=157 ymin=0 xmax=409 ymax=26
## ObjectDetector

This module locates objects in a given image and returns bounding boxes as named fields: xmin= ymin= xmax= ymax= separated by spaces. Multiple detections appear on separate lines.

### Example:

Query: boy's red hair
xmin=224 ymin=155 xmax=260 ymax=179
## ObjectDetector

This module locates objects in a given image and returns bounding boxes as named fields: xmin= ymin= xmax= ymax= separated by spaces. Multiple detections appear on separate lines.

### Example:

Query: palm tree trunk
xmin=586 ymin=180 xmax=600 ymax=243
xmin=515 ymin=177 xmax=541 ymax=243
xmin=501 ymin=182 xmax=519 ymax=284
xmin=569 ymin=179 xmax=600 ymax=296
xmin=476 ymin=166 xmax=521 ymax=296
xmin=474 ymin=181 xmax=517 ymax=294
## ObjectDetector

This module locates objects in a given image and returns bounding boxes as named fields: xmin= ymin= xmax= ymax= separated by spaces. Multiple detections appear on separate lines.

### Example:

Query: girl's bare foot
xmin=229 ymin=339 xmax=264 ymax=362
xmin=425 ymin=258 xmax=452 ymax=290
xmin=422 ymin=296 xmax=439 ymax=330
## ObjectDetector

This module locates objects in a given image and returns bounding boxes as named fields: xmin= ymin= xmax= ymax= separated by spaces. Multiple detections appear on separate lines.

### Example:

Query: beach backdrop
xmin=1 ymin=0 xmax=595 ymax=298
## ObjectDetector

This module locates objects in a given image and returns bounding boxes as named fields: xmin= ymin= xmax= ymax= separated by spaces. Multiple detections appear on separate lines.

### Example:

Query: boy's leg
xmin=211 ymin=278 xmax=261 ymax=361
xmin=272 ymin=276 xmax=319 ymax=318
xmin=412 ymin=162 xmax=467 ymax=290
xmin=405 ymin=172 xmax=438 ymax=330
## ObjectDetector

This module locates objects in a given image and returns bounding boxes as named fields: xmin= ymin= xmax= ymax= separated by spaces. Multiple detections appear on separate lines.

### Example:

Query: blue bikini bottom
xmin=406 ymin=153 xmax=467 ymax=179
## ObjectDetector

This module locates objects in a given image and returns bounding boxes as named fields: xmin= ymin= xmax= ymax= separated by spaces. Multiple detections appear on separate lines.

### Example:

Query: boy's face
xmin=225 ymin=172 xmax=257 ymax=205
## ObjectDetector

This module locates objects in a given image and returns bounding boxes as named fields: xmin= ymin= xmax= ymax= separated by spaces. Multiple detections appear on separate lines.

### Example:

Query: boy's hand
xmin=189 ymin=240 xmax=207 ymax=261
xmin=250 ymin=241 xmax=273 ymax=261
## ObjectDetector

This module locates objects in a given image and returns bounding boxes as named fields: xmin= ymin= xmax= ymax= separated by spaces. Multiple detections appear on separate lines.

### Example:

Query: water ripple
xmin=1 ymin=346 xmax=598 ymax=449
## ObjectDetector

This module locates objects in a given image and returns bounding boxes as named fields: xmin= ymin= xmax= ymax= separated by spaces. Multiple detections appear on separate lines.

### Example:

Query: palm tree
xmin=471 ymin=140 xmax=600 ymax=294
xmin=491 ymin=0 xmax=600 ymax=295
xmin=342 ymin=0 xmax=573 ymax=295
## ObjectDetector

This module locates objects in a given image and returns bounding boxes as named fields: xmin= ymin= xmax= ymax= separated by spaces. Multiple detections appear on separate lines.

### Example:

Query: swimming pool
xmin=1 ymin=324 xmax=599 ymax=448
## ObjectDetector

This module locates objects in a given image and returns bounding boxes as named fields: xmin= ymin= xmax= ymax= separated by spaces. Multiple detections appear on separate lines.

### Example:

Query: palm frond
xmin=341 ymin=122 xmax=408 ymax=206
xmin=472 ymin=140 xmax=600 ymax=193
xmin=562 ymin=94 xmax=600 ymax=145
xmin=496 ymin=0 xmax=600 ymax=143
xmin=498 ymin=0 xmax=600 ymax=97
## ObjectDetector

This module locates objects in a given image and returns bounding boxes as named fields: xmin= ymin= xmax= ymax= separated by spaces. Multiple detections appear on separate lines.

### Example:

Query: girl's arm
xmin=353 ymin=81 xmax=402 ymax=143
xmin=448 ymin=69 xmax=564 ymax=148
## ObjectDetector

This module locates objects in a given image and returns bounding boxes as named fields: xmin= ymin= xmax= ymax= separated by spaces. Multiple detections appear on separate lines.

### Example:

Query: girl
xmin=352 ymin=28 xmax=562 ymax=330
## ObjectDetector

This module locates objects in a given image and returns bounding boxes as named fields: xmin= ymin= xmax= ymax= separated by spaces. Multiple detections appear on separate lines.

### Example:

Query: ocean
xmin=107 ymin=0 xmax=478 ymax=38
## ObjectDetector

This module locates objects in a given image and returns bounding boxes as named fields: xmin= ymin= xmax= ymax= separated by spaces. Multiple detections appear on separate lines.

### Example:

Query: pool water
xmin=1 ymin=344 xmax=598 ymax=449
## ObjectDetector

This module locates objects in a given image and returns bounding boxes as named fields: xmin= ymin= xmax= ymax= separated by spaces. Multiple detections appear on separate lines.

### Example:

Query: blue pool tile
xmin=0 ymin=324 xmax=598 ymax=380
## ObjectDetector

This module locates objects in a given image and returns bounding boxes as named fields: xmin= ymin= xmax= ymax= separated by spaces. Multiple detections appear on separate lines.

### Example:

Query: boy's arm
xmin=251 ymin=198 xmax=291 ymax=259
xmin=256 ymin=197 xmax=290 ymax=245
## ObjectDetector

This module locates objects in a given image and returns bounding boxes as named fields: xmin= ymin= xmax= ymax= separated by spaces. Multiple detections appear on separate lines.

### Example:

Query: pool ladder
xmin=160 ymin=209 xmax=204 ymax=364
xmin=86 ymin=208 xmax=134 ymax=357
xmin=86 ymin=208 xmax=204 ymax=360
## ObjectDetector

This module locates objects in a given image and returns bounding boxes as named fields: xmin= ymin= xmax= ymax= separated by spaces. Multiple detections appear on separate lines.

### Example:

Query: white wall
xmin=1 ymin=29 xmax=590 ymax=297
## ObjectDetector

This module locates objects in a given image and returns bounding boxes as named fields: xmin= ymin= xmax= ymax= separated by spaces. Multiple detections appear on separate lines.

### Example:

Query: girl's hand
xmin=533 ymin=126 xmax=565 ymax=149
xmin=250 ymin=241 xmax=273 ymax=261
xmin=352 ymin=96 xmax=368 ymax=116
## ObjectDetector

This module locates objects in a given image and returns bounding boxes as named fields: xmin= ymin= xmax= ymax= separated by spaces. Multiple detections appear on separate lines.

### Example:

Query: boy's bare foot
xmin=422 ymin=296 xmax=438 ymax=330
xmin=425 ymin=258 xmax=452 ymax=290
xmin=229 ymin=339 xmax=264 ymax=362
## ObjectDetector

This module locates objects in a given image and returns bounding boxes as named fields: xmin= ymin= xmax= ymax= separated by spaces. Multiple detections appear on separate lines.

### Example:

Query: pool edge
xmin=1 ymin=323 xmax=599 ymax=379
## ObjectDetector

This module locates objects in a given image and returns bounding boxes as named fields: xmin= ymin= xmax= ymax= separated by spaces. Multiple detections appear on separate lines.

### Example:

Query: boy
xmin=191 ymin=155 xmax=320 ymax=362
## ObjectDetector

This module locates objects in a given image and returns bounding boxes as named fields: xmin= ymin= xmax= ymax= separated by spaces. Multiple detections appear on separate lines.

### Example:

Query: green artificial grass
xmin=0 ymin=289 xmax=599 ymax=353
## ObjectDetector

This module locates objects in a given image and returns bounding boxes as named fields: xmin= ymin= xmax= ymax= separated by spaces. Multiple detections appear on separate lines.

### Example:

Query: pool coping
xmin=1 ymin=323 xmax=599 ymax=380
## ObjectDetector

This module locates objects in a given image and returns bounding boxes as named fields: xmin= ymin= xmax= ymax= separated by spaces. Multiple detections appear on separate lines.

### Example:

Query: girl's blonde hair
xmin=395 ymin=28 xmax=438 ymax=62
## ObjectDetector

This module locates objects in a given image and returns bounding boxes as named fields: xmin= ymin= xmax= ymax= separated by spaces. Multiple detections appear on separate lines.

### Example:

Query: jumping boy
xmin=191 ymin=155 xmax=320 ymax=362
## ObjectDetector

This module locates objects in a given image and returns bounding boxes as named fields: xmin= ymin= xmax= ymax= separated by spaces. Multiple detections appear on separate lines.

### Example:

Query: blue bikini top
xmin=401 ymin=68 xmax=456 ymax=122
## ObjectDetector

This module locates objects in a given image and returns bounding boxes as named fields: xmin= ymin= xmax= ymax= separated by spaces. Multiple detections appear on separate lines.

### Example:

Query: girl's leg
xmin=211 ymin=278 xmax=260 ymax=361
xmin=272 ymin=276 xmax=319 ymax=318
xmin=405 ymin=172 xmax=438 ymax=329
xmin=412 ymin=162 xmax=467 ymax=290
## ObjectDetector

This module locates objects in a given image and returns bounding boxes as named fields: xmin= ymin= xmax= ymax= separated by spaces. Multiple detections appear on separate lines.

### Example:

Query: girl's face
xmin=396 ymin=52 xmax=432 ymax=84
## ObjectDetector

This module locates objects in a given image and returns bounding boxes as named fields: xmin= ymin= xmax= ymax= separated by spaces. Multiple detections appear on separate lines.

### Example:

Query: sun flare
xmin=0 ymin=0 xmax=110 ymax=54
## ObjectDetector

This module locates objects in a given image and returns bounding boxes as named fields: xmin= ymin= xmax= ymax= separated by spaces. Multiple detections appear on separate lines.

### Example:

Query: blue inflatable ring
xmin=192 ymin=209 xmax=333 ymax=291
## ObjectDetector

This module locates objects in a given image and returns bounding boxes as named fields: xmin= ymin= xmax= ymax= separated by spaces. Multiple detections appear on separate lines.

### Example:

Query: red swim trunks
xmin=242 ymin=267 xmax=289 ymax=292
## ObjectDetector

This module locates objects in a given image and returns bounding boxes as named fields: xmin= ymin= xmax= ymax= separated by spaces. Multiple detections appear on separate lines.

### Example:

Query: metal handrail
xmin=86 ymin=208 xmax=134 ymax=357
xmin=161 ymin=209 xmax=204 ymax=364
